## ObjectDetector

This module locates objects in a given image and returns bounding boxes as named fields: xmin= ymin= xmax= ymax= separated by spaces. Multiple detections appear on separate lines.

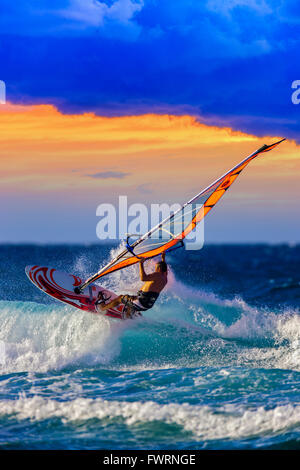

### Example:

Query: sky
xmin=0 ymin=0 xmax=299 ymax=243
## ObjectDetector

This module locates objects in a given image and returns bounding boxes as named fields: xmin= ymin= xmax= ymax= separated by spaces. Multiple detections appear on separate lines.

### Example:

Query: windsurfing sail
xmin=76 ymin=138 xmax=285 ymax=292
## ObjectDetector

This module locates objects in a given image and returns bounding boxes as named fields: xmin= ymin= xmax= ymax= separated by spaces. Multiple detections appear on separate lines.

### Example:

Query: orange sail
xmin=78 ymin=138 xmax=285 ymax=292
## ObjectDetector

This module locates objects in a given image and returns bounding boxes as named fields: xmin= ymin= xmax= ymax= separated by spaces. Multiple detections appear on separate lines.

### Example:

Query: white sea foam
xmin=0 ymin=300 xmax=124 ymax=374
xmin=0 ymin=395 xmax=299 ymax=442
xmin=1 ymin=267 xmax=299 ymax=374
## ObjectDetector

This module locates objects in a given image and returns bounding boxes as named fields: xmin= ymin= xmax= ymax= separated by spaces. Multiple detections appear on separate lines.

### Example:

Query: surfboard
xmin=25 ymin=265 xmax=127 ymax=320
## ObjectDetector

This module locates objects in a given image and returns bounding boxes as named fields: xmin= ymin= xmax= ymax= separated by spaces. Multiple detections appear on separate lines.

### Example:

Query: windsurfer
xmin=95 ymin=253 xmax=168 ymax=318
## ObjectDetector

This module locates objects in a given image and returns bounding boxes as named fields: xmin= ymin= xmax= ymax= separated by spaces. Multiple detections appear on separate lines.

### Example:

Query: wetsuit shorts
xmin=122 ymin=290 xmax=159 ymax=312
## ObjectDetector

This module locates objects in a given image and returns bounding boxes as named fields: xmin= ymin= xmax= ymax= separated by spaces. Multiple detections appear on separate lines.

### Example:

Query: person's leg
xmin=98 ymin=294 xmax=123 ymax=312
xmin=115 ymin=294 xmax=135 ymax=318
xmin=123 ymin=302 xmax=142 ymax=319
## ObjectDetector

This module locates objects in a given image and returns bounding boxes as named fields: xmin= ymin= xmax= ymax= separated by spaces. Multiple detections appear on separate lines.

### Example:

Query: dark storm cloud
xmin=1 ymin=0 xmax=299 ymax=140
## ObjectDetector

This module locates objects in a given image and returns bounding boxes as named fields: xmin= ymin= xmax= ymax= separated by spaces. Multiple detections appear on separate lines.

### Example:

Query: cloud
xmin=0 ymin=0 xmax=144 ymax=38
xmin=58 ymin=0 xmax=144 ymax=38
xmin=86 ymin=170 xmax=130 ymax=179
xmin=206 ymin=0 xmax=273 ymax=16
xmin=137 ymin=183 xmax=153 ymax=194
xmin=1 ymin=1 xmax=300 ymax=140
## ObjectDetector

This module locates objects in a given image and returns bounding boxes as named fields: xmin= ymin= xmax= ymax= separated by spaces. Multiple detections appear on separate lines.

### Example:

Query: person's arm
xmin=139 ymin=259 xmax=156 ymax=282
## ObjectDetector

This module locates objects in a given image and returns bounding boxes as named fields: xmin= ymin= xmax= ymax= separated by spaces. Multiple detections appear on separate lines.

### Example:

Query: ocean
xmin=0 ymin=243 xmax=299 ymax=450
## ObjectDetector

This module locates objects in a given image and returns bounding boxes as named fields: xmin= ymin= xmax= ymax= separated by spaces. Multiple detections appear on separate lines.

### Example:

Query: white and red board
xmin=25 ymin=265 xmax=125 ymax=320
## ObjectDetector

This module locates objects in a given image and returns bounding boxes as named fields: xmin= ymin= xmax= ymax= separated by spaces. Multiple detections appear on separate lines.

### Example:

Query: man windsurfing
xmin=95 ymin=253 xmax=168 ymax=318
xmin=26 ymin=139 xmax=286 ymax=321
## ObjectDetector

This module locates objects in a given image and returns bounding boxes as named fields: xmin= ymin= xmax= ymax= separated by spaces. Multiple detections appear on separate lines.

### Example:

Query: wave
xmin=0 ymin=395 xmax=299 ymax=443
xmin=0 ymin=273 xmax=299 ymax=373
xmin=0 ymin=300 xmax=124 ymax=373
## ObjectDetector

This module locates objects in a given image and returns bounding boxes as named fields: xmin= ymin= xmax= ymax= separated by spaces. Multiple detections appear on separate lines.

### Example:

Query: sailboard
xmin=25 ymin=265 xmax=126 ymax=319
xmin=75 ymin=138 xmax=285 ymax=293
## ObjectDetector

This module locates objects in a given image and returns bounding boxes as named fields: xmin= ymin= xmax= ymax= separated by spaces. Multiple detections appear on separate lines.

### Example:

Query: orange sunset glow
xmin=0 ymin=102 xmax=299 ymax=242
